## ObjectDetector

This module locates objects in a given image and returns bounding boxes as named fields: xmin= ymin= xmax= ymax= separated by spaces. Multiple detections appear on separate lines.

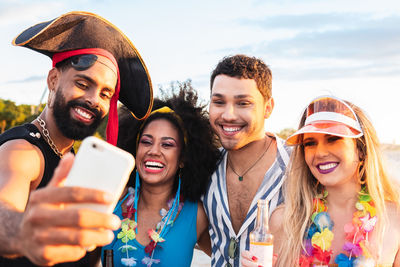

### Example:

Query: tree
xmin=21 ymin=103 xmax=45 ymax=125
xmin=0 ymin=99 xmax=20 ymax=133
xmin=0 ymin=99 xmax=45 ymax=133
xmin=276 ymin=128 xmax=296 ymax=140
xmin=0 ymin=120 xmax=5 ymax=134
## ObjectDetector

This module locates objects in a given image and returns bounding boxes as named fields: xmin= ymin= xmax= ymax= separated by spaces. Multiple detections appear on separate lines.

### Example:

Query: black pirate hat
xmin=12 ymin=11 xmax=153 ymax=144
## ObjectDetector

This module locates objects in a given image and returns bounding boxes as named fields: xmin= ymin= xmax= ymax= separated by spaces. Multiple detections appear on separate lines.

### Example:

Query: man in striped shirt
xmin=203 ymin=55 xmax=291 ymax=267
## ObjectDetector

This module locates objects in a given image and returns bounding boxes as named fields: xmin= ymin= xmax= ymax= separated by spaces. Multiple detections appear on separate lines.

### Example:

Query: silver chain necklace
xmin=36 ymin=117 xmax=63 ymax=158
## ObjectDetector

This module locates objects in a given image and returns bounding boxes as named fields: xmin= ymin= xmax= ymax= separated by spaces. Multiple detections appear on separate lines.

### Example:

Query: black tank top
xmin=0 ymin=124 xmax=95 ymax=267
xmin=0 ymin=123 xmax=60 ymax=188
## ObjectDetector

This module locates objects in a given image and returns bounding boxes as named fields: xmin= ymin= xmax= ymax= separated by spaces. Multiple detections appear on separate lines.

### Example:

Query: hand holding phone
xmin=64 ymin=136 xmax=135 ymax=213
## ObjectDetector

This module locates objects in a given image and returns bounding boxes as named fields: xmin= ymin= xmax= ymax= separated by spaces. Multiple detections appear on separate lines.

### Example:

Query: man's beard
xmin=52 ymin=89 xmax=105 ymax=140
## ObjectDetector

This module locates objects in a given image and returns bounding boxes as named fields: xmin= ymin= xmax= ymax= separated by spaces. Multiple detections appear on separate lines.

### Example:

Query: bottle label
xmin=250 ymin=242 xmax=273 ymax=267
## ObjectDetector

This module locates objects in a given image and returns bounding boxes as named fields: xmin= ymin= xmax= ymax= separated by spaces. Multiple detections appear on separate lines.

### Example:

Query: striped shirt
xmin=203 ymin=135 xmax=291 ymax=267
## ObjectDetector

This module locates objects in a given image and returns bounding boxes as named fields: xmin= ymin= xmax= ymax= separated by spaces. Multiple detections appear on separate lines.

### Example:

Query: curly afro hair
xmin=117 ymin=81 xmax=221 ymax=202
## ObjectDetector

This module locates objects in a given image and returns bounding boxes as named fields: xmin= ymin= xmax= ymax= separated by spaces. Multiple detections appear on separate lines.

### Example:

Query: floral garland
xmin=300 ymin=187 xmax=377 ymax=267
xmin=116 ymin=176 xmax=183 ymax=267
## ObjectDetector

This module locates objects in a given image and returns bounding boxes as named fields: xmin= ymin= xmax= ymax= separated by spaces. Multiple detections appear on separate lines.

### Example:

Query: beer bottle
xmin=103 ymin=249 xmax=114 ymax=267
xmin=249 ymin=199 xmax=273 ymax=267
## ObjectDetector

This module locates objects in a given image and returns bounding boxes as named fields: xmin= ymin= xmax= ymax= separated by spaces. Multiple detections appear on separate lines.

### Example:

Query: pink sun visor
xmin=286 ymin=96 xmax=363 ymax=145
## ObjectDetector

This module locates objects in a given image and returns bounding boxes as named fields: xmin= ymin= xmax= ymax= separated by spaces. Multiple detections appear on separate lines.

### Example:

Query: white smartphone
xmin=64 ymin=136 xmax=135 ymax=213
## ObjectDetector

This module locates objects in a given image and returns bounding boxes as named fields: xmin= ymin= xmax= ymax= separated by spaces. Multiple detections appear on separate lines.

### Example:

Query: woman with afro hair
xmin=102 ymin=82 xmax=221 ymax=267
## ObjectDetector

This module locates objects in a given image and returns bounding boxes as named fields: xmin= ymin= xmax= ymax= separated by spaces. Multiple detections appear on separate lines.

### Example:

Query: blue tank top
xmin=102 ymin=196 xmax=198 ymax=267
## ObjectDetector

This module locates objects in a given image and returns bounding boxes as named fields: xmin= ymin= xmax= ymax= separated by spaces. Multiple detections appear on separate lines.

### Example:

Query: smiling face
xmin=136 ymin=119 xmax=182 ymax=186
xmin=50 ymin=55 xmax=117 ymax=140
xmin=303 ymin=133 xmax=361 ymax=188
xmin=209 ymin=74 xmax=273 ymax=150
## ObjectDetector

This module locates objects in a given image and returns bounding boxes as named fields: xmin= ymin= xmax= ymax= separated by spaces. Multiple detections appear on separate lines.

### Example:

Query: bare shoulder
xmin=0 ymin=139 xmax=44 ymax=209
xmin=386 ymin=201 xmax=400 ymax=214
xmin=269 ymin=205 xmax=285 ymax=233
xmin=385 ymin=201 xmax=400 ymax=234
xmin=0 ymin=139 xmax=44 ymax=177
xmin=381 ymin=201 xmax=400 ymax=266
xmin=269 ymin=205 xmax=286 ymax=254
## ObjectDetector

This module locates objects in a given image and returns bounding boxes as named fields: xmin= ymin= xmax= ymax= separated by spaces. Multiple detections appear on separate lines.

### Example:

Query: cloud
xmin=274 ymin=62 xmax=400 ymax=81
xmin=227 ymin=14 xmax=400 ymax=80
xmin=240 ymin=13 xmax=363 ymax=30
xmin=265 ymin=17 xmax=400 ymax=59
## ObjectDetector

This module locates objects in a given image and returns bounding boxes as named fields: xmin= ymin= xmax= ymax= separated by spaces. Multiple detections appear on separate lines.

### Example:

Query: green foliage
xmin=276 ymin=127 xmax=296 ymax=140
xmin=0 ymin=99 xmax=46 ymax=133
xmin=22 ymin=104 xmax=45 ymax=124
xmin=0 ymin=99 xmax=18 ymax=130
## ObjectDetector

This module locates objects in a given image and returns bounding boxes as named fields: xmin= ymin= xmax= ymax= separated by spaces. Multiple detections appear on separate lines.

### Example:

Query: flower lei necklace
xmin=116 ymin=172 xmax=183 ymax=267
xmin=300 ymin=187 xmax=377 ymax=267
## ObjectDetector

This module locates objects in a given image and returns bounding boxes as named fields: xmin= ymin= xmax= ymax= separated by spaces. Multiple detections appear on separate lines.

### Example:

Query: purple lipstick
xmin=317 ymin=162 xmax=338 ymax=174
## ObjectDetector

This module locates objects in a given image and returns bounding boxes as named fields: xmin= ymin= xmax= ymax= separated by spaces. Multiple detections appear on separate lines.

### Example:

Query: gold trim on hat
xmin=12 ymin=11 xmax=153 ymax=120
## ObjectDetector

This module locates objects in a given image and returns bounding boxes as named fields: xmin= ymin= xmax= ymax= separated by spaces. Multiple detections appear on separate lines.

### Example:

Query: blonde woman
xmin=242 ymin=96 xmax=400 ymax=266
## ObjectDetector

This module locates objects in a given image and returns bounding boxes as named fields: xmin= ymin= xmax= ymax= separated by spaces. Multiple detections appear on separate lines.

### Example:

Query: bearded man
xmin=0 ymin=11 xmax=152 ymax=266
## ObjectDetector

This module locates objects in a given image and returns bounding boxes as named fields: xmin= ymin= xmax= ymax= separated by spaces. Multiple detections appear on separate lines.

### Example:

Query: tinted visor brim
xmin=286 ymin=121 xmax=363 ymax=145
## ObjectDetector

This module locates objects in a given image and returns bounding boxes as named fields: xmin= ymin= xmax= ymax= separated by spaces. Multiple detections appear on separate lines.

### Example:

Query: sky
xmin=1 ymin=0 xmax=400 ymax=144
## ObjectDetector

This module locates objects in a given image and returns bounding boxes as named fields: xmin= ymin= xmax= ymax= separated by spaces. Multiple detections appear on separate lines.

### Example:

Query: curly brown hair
xmin=210 ymin=54 xmax=272 ymax=100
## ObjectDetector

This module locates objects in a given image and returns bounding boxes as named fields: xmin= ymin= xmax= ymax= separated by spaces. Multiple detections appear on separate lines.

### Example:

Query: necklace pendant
xmin=238 ymin=176 xmax=243 ymax=181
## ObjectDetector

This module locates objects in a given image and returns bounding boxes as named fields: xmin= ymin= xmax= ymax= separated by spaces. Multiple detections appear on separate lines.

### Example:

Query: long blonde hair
xmin=276 ymin=101 xmax=400 ymax=266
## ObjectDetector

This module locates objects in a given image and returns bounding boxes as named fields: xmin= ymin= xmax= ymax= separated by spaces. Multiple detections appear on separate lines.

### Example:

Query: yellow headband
xmin=150 ymin=106 xmax=174 ymax=115
xmin=136 ymin=106 xmax=188 ymax=148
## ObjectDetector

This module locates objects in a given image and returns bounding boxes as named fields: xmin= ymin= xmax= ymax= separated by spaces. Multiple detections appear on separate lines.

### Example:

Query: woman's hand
xmin=241 ymin=250 xmax=260 ymax=267
xmin=241 ymin=250 xmax=277 ymax=267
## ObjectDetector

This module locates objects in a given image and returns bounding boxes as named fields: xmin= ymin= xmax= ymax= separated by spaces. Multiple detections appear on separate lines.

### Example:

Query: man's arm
xmin=196 ymin=202 xmax=211 ymax=256
xmin=0 ymin=139 xmax=43 ymax=210
xmin=0 ymin=139 xmax=43 ymax=256
xmin=0 ymin=201 xmax=24 ymax=257
xmin=0 ymin=142 xmax=120 ymax=266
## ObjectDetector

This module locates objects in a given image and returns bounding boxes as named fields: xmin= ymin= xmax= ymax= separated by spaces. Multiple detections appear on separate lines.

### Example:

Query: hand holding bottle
xmin=249 ymin=199 xmax=273 ymax=267
xmin=241 ymin=250 xmax=277 ymax=267
xmin=241 ymin=250 xmax=262 ymax=267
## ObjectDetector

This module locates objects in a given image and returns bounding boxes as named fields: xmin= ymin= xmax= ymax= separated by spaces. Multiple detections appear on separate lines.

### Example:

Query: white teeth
xmin=319 ymin=163 xmax=338 ymax=170
xmin=223 ymin=126 xmax=241 ymax=132
xmin=74 ymin=108 xmax=92 ymax=119
xmin=145 ymin=161 xmax=164 ymax=168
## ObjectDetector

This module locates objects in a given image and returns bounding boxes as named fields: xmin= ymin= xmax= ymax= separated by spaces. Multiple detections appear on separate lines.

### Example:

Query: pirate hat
xmin=12 ymin=11 xmax=153 ymax=144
